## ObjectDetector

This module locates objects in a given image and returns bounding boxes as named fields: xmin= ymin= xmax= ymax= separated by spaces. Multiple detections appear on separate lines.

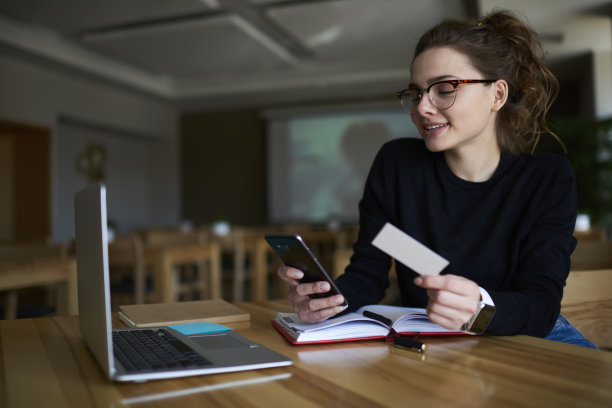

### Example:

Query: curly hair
xmin=413 ymin=10 xmax=564 ymax=154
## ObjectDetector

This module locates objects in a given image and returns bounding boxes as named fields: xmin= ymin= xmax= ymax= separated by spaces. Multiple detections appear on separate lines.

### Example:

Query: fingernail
xmin=334 ymin=296 xmax=344 ymax=304
xmin=414 ymin=277 xmax=423 ymax=285
xmin=320 ymin=282 xmax=330 ymax=291
xmin=294 ymin=271 xmax=304 ymax=279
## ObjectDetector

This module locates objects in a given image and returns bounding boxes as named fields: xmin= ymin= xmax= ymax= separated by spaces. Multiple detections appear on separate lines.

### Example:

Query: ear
xmin=491 ymin=79 xmax=508 ymax=112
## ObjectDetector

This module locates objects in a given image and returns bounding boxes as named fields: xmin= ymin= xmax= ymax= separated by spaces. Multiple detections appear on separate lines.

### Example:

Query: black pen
xmin=394 ymin=336 xmax=428 ymax=353
xmin=362 ymin=310 xmax=393 ymax=326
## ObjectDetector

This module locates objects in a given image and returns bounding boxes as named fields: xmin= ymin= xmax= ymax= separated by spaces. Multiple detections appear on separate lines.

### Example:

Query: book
xmin=118 ymin=299 xmax=250 ymax=329
xmin=272 ymin=304 xmax=463 ymax=344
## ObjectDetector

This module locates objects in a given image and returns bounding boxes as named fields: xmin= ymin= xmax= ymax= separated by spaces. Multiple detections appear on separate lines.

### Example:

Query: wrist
xmin=462 ymin=287 xmax=496 ymax=334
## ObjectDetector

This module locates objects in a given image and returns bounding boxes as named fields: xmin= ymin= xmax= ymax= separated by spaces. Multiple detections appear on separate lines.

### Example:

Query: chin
xmin=422 ymin=138 xmax=447 ymax=153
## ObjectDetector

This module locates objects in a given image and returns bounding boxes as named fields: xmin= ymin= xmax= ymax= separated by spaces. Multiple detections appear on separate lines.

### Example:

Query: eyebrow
xmin=408 ymin=75 xmax=459 ymax=88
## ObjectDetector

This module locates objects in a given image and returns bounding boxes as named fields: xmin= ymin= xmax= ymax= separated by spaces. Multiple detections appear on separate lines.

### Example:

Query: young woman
xmin=277 ymin=10 xmax=596 ymax=348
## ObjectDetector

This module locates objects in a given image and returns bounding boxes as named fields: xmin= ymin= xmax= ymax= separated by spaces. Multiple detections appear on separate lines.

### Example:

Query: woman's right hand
xmin=277 ymin=266 xmax=347 ymax=323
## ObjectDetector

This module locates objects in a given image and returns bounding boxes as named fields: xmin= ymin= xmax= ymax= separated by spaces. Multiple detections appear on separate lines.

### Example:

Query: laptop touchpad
xmin=190 ymin=333 xmax=250 ymax=350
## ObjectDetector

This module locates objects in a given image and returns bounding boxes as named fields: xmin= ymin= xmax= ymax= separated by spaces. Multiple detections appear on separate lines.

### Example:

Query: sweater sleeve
xmin=485 ymin=157 xmax=578 ymax=336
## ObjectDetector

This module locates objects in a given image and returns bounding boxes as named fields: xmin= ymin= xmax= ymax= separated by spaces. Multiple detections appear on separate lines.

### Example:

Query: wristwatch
xmin=461 ymin=301 xmax=496 ymax=334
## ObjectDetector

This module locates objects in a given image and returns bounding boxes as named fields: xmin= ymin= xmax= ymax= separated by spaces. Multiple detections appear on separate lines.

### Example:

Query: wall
xmin=181 ymin=110 xmax=266 ymax=226
xmin=0 ymin=53 xmax=180 ymax=242
xmin=593 ymin=50 xmax=612 ymax=120
xmin=550 ymin=53 xmax=595 ymax=119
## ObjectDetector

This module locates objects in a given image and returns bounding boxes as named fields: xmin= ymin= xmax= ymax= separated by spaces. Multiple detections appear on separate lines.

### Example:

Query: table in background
xmin=1 ymin=300 xmax=611 ymax=407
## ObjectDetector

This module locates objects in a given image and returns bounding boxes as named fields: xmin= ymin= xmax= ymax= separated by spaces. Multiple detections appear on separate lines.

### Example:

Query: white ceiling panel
xmin=0 ymin=0 xmax=214 ymax=34
xmin=82 ymin=15 xmax=293 ymax=80
xmin=267 ymin=0 xmax=464 ymax=68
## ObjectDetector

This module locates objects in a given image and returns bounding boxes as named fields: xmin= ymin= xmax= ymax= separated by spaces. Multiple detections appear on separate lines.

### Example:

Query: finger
xmin=278 ymin=267 xmax=305 ymax=288
xmin=427 ymin=288 xmax=476 ymax=313
xmin=414 ymin=274 xmax=455 ymax=290
xmin=416 ymin=275 xmax=480 ymax=299
xmin=277 ymin=266 xmax=304 ymax=281
xmin=427 ymin=299 xmax=473 ymax=326
xmin=306 ymin=293 xmax=346 ymax=310
xmin=287 ymin=281 xmax=340 ymax=303
xmin=294 ymin=281 xmax=332 ymax=297
xmin=287 ymin=286 xmax=309 ymax=303
xmin=427 ymin=309 xmax=464 ymax=331
xmin=296 ymin=303 xmax=348 ymax=323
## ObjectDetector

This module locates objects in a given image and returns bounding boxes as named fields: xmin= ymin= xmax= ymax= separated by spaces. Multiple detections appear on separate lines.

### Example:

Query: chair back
xmin=154 ymin=242 xmax=222 ymax=303
xmin=571 ymin=241 xmax=612 ymax=270
xmin=108 ymin=233 xmax=147 ymax=304
xmin=0 ymin=242 xmax=66 ymax=264
xmin=561 ymin=268 xmax=612 ymax=350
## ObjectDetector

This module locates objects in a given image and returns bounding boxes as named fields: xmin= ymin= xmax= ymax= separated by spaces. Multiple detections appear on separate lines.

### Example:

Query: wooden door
xmin=0 ymin=120 xmax=51 ymax=242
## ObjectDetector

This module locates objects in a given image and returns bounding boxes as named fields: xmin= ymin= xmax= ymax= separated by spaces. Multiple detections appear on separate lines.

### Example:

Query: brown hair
xmin=413 ymin=10 xmax=563 ymax=154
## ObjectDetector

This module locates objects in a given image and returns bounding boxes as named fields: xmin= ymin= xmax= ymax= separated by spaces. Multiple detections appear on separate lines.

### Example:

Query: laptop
xmin=74 ymin=183 xmax=292 ymax=382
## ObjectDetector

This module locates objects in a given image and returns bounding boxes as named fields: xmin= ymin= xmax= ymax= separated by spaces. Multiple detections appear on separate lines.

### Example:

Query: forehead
xmin=410 ymin=47 xmax=480 ymax=84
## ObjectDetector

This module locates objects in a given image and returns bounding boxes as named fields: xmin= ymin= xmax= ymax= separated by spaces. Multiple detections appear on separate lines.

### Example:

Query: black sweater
xmin=335 ymin=138 xmax=577 ymax=337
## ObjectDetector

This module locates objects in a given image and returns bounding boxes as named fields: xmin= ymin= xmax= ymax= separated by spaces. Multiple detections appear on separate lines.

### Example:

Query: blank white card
xmin=372 ymin=223 xmax=449 ymax=276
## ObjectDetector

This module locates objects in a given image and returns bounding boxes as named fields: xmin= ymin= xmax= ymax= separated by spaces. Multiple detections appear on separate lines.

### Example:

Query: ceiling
xmin=0 ymin=0 xmax=611 ymax=110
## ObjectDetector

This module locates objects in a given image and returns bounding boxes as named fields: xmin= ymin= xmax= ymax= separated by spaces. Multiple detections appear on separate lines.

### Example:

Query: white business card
xmin=372 ymin=223 xmax=449 ymax=275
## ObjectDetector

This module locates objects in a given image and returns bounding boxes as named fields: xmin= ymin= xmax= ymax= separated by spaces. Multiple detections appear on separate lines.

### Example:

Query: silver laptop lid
xmin=74 ymin=183 xmax=116 ymax=378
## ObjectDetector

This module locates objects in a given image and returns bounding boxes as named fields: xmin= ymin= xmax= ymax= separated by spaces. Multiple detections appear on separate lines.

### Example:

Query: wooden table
xmin=1 ymin=300 xmax=611 ymax=407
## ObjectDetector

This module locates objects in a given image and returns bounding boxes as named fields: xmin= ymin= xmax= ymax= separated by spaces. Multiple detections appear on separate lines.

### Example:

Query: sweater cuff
xmin=479 ymin=287 xmax=495 ymax=306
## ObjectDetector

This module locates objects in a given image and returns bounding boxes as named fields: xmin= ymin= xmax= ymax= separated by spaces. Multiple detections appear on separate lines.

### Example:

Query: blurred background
xmin=0 ymin=0 xmax=611 ymax=317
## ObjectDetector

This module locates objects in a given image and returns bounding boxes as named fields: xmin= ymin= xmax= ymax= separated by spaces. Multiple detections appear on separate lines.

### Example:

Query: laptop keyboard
xmin=113 ymin=329 xmax=212 ymax=373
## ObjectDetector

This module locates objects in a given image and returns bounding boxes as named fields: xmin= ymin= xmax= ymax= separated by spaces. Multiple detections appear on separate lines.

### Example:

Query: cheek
xmin=450 ymin=101 xmax=491 ymax=129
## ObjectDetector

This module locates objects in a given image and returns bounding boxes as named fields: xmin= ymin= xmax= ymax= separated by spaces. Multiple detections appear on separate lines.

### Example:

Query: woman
xmin=277 ymin=10 xmax=596 ymax=348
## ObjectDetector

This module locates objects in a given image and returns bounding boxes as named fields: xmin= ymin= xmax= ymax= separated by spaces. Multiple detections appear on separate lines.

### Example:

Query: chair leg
xmin=4 ymin=291 xmax=18 ymax=320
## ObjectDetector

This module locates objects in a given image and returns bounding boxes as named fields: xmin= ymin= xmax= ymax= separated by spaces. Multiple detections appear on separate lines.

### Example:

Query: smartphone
xmin=264 ymin=233 xmax=347 ymax=306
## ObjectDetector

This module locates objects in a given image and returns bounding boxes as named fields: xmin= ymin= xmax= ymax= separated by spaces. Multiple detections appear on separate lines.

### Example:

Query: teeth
xmin=425 ymin=123 xmax=447 ymax=130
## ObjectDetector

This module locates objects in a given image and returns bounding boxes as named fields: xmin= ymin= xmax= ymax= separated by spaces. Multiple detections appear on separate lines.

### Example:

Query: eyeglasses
xmin=396 ymin=79 xmax=497 ymax=113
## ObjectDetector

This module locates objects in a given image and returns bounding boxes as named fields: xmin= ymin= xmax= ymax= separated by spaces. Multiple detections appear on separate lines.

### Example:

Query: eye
xmin=405 ymin=89 xmax=420 ymax=103
xmin=432 ymin=82 xmax=456 ymax=97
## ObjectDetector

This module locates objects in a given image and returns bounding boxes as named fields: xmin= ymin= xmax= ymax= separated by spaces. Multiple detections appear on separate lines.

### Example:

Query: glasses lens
xmin=399 ymin=89 xmax=419 ymax=113
xmin=430 ymin=82 xmax=456 ymax=109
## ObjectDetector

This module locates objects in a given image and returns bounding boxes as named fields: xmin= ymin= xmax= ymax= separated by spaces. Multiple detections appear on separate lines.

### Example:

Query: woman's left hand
xmin=413 ymin=274 xmax=481 ymax=330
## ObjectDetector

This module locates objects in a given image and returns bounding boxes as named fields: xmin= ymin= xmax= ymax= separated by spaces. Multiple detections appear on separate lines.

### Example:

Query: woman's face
xmin=409 ymin=47 xmax=501 ymax=154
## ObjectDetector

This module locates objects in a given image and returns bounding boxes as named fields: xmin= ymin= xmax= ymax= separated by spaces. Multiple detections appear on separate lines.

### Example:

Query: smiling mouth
xmin=424 ymin=123 xmax=448 ymax=131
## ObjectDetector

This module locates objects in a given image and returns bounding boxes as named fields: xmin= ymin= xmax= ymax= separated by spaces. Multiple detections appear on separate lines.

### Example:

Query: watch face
xmin=470 ymin=304 xmax=496 ymax=334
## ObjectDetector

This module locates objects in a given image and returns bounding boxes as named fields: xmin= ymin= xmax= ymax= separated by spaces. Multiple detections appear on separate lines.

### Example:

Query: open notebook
xmin=74 ymin=183 xmax=292 ymax=382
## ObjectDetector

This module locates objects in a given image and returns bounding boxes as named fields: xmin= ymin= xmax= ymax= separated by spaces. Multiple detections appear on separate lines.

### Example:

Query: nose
xmin=414 ymin=92 xmax=438 ymax=115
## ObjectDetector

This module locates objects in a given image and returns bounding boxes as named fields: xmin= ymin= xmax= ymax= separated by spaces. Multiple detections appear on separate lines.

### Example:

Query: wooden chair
xmin=0 ymin=243 xmax=75 ymax=319
xmin=140 ymin=227 xmax=208 ymax=249
xmin=561 ymin=268 xmax=612 ymax=350
xmin=332 ymin=247 xmax=400 ymax=305
xmin=108 ymin=233 xmax=148 ymax=305
xmin=118 ymin=226 xmax=212 ymax=306
xmin=251 ymin=236 xmax=287 ymax=302
xmin=154 ymin=242 xmax=222 ymax=303
xmin=574 ymin=227 xmax=607 ymax=242
xmin=0 ymin=242 xmax=67 ymax=262
xmin=571 ymin=241 xmax=612 ymax=270
xmin=211 ymin=227 xmax=274 ymax=303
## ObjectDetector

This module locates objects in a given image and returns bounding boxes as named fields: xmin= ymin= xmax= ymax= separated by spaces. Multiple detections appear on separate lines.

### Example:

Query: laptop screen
xmin=74 ymin=183 xmax=116 ymax=378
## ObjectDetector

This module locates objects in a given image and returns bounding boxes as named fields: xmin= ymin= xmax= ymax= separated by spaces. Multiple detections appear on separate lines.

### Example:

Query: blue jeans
xmin=544 ymin=315 xmax=598 ymax=349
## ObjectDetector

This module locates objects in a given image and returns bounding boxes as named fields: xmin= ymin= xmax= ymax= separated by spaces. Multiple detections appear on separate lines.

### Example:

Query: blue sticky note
xmin=169 ymin=322 xmax=232 ymax=335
